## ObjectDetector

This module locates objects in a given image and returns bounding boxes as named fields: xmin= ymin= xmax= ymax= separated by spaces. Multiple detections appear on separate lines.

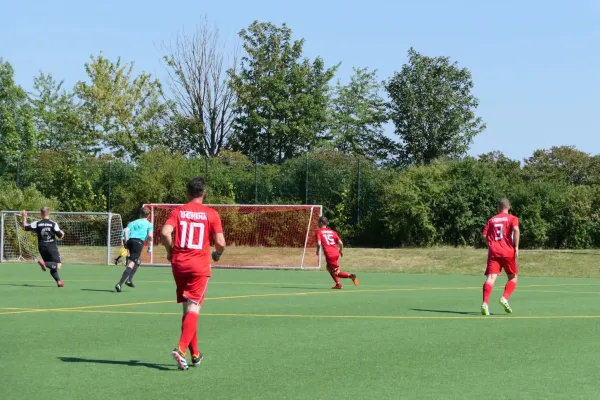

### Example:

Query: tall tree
xmin=386 ymin=48 xmax=485 ymax=165
xmin=162 ymin=16 xmax=238 ymax=157
xmin=329 ymin=67 xmax=396 ymax=162
xmin=229 ymin=21 xmax=337 ymax=164
xmin=30 ymin=72 xmax=97 ymax=153
xmin=75 ymin=54 xmax=168 ymax=160
xmin=0 ymin=59 xmax=35 ymax=168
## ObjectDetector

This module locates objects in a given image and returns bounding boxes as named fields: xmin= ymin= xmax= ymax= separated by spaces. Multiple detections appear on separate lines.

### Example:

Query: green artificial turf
xmin=2 ymin=264 xmax=600 ymax=400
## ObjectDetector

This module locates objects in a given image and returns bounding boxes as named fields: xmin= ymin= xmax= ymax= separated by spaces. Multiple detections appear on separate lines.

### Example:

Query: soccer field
xmin=2 ymin=264 xmax=600 ymax=399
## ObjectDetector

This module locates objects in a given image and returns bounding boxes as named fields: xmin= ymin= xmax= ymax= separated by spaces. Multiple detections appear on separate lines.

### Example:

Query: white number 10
xmin=180 ymin=221 xmax=205 ymax=249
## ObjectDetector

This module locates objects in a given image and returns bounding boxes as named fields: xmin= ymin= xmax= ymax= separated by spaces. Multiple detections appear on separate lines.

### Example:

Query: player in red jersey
xmin=481 ymin=199 xmax=520 ymax=316
xmin=316 ymin=216 xmax=358 ymax=289
xmin=160 ymin=177 xmax=226 ymax=371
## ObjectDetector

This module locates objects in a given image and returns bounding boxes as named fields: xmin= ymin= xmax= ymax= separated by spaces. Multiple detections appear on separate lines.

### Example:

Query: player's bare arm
xmin=338 ymin=238 xmax=344 ymax=257
xmin=123 ymin=227 xmax=130 ymax=242
xmin=212 ymin=233 xmax=226 ymax=262
xmin=316 ymin=240 xmax=322 ymax=256
xmin=147 ymin=230 xmax=154 ymax=253
xmin=21 ymin=210 xmax=29 ymax=229
xmin=161 ymin=224 xmax=174 ymax=262
xmin=513 ymin=225 xmax=520 ymax=259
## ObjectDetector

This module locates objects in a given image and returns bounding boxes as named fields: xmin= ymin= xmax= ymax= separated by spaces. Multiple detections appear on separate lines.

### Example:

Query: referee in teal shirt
xmin=115 ymin=207 xmax=154 ymax=292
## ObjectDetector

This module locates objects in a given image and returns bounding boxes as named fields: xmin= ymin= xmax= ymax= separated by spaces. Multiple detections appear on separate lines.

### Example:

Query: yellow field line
xmin=523 ymin=290 xmax=600 ymax=295
xmin=0 ymin=309 xmax=49 ymax=315
xmin=41 ymin=309 xmax=600 ymax=320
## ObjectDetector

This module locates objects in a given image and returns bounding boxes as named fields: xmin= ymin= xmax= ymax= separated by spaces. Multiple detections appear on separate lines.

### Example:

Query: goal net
xmin=143 ymin=204 xmax=323 ymax=269
xmin=1 ymin=211 xmax=124 ymax=265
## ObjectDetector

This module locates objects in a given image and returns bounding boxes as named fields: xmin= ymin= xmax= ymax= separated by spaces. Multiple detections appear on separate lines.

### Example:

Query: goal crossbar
xmin=143 ymin=204 xmax=323 ymax=270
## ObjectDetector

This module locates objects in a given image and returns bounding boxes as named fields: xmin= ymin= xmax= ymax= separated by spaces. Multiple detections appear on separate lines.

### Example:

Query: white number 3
xmin=179 ymin=221 xmax=205 ymax=249
xmin=494 ymin=224 xmax=504 ymax=241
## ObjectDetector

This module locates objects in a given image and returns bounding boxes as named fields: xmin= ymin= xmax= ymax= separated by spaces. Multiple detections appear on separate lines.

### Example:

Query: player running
xmin=21 ymin=208 xmax=65 ymax=287
xmin=316 ymin=216 xmax=358 ymax=289
xmin=481 ymin=199 xmax=520 ymax=316
xmin=160 ymin=177 xmax=226 ymax=371
xmin=114 ymin=207 xmax=153 ymax=292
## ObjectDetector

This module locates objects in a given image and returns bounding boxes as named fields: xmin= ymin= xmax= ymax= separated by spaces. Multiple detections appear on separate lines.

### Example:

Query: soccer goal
xmin=143 ymin=204 xmax=323 ymax=269
xmin=0 ymin=211 xmax=124 ymax=265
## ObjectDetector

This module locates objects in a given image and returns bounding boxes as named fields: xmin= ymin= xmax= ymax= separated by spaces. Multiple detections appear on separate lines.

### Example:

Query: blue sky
xmin=2 ymin=0 xmax=598 ymax=161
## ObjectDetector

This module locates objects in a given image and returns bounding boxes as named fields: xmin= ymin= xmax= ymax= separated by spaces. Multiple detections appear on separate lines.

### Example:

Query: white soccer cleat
xmin=481 ymin=303 xmax=490 ymax=316
xmin=499 ymin=297 xmax=513 ymax=314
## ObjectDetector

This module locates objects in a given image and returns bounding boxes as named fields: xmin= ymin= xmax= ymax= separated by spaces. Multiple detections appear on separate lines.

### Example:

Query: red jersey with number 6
xmin=164 ymin=202 xmax=223 ymax=275
xmin=316 ymin=228 xmax=341 ymax=261
xmin=482 ymin=212 xmax=519 ymax=258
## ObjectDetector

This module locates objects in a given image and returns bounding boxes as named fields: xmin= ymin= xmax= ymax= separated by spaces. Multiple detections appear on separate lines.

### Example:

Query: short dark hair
xmin=139 ymin=206 xmax=150 ymax=218
xmin=187 ymin=177 xmax=206 ymax=199
xmin=318 ymin=216 xmax=329 ymax=226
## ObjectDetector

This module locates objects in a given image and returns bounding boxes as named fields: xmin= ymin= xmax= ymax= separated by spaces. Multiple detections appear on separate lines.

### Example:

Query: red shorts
xmin=325 ymin=256 xmax=340 ymax=271
xmin=172 ymin=270 xmax=210 ymax=305
xmin=485 ymin=257 xmax=518 ymax=276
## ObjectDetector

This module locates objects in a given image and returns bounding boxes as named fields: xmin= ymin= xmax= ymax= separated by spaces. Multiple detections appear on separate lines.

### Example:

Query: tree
xmin=386 ymin=48 xmax=485 ymax=165
xmin=0 ymin=59 xmax=36 ymax=168
xmin=229 ymin=21 xmax=337 ymax=164
xmin=30 ymin=72 xmax=97 ymax=153
xmin=523 ymin=146 xmax=600 ymax=186
xmin=162 ymin=17 xmax=238 ymax=157
xmin=75 ymin=54 xmax=168 ymax=160
xmin=329 ymin=68 xmax=397 ymax=163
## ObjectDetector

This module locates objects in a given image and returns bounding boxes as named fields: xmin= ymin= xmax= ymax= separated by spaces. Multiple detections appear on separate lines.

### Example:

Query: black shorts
xmin=39 ymin=246 xmax=61 ymax=263
xmin=126 ymin=239 xmax=144 ymax=262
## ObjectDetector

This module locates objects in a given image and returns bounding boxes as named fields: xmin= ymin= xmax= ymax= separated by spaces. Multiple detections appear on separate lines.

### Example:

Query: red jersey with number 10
xmin=316 ymin=228 xmax=341 ymax=260
xmin=164 ymin=202 xmax=223 ymax=275
xmin=482 ymin=212 xmax=519 ymax=259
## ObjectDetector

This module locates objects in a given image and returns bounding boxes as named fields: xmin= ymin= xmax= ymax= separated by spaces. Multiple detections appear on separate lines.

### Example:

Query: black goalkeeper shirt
xmin=25 ymin=219 xmax=64 ymax=247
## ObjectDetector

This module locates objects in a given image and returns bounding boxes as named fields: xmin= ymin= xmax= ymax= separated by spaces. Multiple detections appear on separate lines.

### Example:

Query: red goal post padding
xmin=142 ymin=204 xmax=323 ymax=269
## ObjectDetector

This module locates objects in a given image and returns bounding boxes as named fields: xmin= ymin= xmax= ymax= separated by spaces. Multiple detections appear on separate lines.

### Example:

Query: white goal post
xmin=1 ymin=211 xmax=124 ymax=265
xmin=142 ymin=204 xmax=323 ymax=270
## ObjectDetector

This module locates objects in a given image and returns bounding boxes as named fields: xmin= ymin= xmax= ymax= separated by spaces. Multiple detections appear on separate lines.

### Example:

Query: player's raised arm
xmin=21 ymin=210 xmax=30 ymax=230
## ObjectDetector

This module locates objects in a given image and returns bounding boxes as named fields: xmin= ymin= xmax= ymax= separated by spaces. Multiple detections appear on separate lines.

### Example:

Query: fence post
xmin=357 ymin=159 xmax=361 ymax=226
xmin=305 ymin=157 xmax=309 ymax=205
xmin=107 ymin=161 xmax=112 ymax=212
xmin=205 ymin=155 xmax=209 ymax=181
xmin=16 ymin=158 xmax=21 ymax=189
xmin=254 ymin=162 xmax=258 ymax=204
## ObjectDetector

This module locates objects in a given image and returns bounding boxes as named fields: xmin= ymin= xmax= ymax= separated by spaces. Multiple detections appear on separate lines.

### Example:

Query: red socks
xmin=182 ymin=316 xmax=200 ymax=356
xmin=482 ymin=282 xmax=493 ymax=304
xmin=178 ymin=311 xmax=199 ymax=355
xmin=503 ymin=280 xmax=517 ymax=300
xmin=337 ymin=271 xmax=351 ymax=279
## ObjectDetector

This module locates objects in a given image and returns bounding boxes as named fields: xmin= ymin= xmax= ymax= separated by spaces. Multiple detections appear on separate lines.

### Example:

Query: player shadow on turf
xmin=411 ymin=308 xmax=482 ymax=316
xmin=80 ymin=289 xmax=117 ymax=293
xmin=59 ymin=357 xmax=175 ymax=371
xmin=0 ymin=283 xmax=54 ymax=288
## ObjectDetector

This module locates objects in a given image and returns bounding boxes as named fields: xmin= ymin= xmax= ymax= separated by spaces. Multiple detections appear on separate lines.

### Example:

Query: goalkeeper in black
xmin=22 ymin=207 xmax=66 ymax=287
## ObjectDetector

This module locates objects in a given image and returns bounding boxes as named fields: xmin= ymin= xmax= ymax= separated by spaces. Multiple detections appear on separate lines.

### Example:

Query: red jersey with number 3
xmin=482 ymin=212 xmax=519 ymax=258
xmin=317 ymin=228 xmax=341 ymax=260
xmin=164 ymin=202 xmax=223 ymax=275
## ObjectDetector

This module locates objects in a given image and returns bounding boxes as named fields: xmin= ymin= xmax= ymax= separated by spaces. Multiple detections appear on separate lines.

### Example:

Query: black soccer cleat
xmin=172 ymin=348 xmax=189 ymax=371
xmin=125 ymin=281 xmax=135 ymax=288
xmin=115 ymin=283 xmax=122 ymax=293
xmin=191 ymin=352 xmax=203 ymax=367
